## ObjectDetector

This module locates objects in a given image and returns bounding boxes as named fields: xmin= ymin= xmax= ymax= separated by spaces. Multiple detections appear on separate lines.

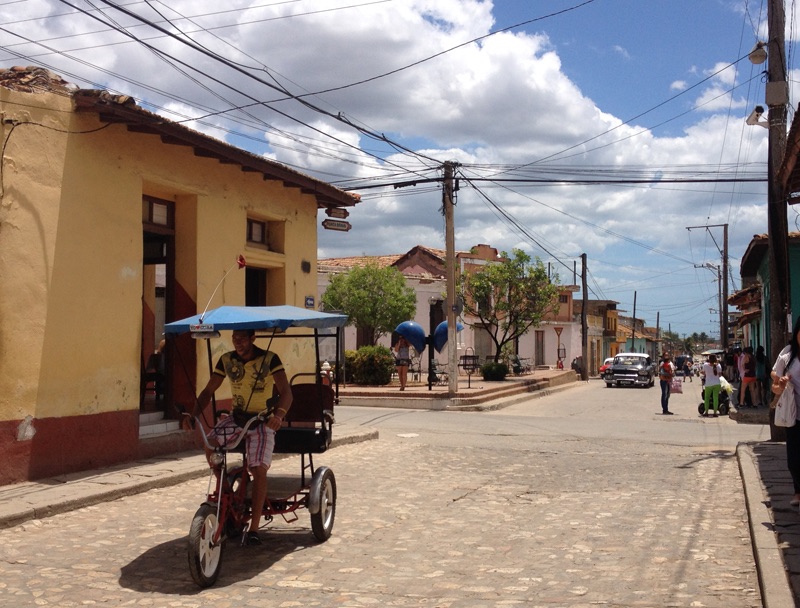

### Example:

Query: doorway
xmin=535 ymin=330 xmax=545 ymax=367
xmin=473 ymin=325 xmax=494 ymax=362
xmin=141 ymin=195 xmax=175 ymax=412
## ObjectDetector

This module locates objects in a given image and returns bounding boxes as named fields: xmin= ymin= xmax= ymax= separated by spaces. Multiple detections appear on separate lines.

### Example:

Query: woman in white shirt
xmin=701 ymin=354 xmax=722 ymax=417
xmin=772 ymin=317 xmax=800 ymax=507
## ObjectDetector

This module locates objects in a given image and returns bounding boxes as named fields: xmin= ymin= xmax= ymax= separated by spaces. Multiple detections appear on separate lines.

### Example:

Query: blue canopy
xmin=164 ymin=305 xmax=348 ymax=334
xmin=395 ymin=320 xmax=427 ymax=353
xmin=433 ymin=320 xmax=464 ymax=353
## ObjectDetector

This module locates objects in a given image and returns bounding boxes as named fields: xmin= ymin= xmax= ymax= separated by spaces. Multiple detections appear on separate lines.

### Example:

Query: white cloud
xmin=612 ymin=44 xmax=630 ymax=59
xmin=0 ymin=0 xmax=773 ymax=336
xmin=704 ymin=62 xmax=737 ymax=86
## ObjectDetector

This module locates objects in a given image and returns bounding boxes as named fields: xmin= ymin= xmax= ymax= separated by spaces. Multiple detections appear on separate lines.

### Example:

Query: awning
xmin=164 ymin=305 xmax=348 ymax=334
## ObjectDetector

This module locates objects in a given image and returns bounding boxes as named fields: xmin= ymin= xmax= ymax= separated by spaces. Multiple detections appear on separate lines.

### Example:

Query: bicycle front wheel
xmin=188 ymin=504 xmax=225 ymax=588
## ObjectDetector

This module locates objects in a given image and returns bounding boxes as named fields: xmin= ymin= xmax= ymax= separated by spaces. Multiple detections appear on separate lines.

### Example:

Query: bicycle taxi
xmin=163 ymin=305 xmax=347 ymax=588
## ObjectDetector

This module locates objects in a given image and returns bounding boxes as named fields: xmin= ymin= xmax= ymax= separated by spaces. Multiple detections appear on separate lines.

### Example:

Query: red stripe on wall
xmin=0 ymin=410 xmax=140 ymax=484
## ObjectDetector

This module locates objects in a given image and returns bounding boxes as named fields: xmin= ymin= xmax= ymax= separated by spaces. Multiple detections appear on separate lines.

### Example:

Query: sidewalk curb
xmin=448 ymin=380 xmax=582 ymax=411
xmin=738 ymin=442 xmax=797 ymax=608
xmin=0 ymin=427 xmax=378 ymax=530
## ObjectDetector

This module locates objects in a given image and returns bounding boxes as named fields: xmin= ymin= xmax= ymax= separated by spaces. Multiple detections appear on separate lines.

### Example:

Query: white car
xmin=603 ymin=353 xmax=655 ymax=388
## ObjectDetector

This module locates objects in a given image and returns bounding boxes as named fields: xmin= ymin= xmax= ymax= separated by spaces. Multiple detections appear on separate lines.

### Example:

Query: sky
xmin=1 ymin=0 xmax=796 ymax=339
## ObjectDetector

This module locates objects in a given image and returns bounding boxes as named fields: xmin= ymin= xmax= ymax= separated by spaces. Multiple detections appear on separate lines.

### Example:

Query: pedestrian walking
xmin=393 ymin=336 xmax=411 ymax=391
xmin=701 ymin=354 xmax=722 ymax=417
xmin=772 ymin=317 xmax=800 ymax=508
xmin=755 ymin=345 xmax=768 ymax=407
xmin=659 ymin=353 xmax=675 ymax=415
xmin=737 ymin=346 xmax=759 ymax=408
xmin=724 ymin=348 xmax=736 ymax=381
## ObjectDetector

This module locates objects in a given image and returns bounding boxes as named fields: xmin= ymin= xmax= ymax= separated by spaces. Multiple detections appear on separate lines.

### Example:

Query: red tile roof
xmin=319 ymin=254 xmax=402 ymax=269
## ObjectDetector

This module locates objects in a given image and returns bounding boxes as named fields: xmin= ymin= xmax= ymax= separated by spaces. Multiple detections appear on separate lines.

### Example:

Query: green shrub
xmin=481 ymin=361 xmax=508 ymax=381
xmin=343 ymin=350 xmax=358 ymax=384
xmin=351 ymin=345 xmax=394 ymax=385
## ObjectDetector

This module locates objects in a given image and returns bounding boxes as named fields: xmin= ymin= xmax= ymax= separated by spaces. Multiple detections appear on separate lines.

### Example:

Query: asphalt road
xmin=0 ymin=381 xmax=771 ymax=607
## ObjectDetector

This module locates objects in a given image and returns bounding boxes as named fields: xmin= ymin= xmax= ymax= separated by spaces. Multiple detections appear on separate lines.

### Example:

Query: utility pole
xmin=766 ymin=0 xmax=790 ymax=363
xmin=656 ymin=312 xmax=660 ymax=355
xmin=687 ymin=224 xmax=729 ymax=351
xmin=581 ymin=253 xmax=588 ymax=380
xmin=693 ymin=262 xmax=723 ymax=348
xmin=722 ymin=224 xmax=729 ymax=349
xmin=443 ymin=161 xmax=459 ymax=396
xmin=631 ymin=291 xmax=637 ymax=352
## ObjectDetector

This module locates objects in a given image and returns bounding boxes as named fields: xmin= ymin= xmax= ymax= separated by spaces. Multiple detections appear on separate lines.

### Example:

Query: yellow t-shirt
xmin=213 ymin=347 xmax=284 ymax=415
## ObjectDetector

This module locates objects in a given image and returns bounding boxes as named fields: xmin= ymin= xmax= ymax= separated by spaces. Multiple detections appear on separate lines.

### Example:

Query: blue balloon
xmin=433 ymin=320 xmax=464 ymax=353
xmin=395 ymin=321 xmax=427 ymax=353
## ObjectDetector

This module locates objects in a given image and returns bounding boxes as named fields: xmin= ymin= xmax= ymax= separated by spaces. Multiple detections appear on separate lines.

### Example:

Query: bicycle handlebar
xmin=193 ymin=413 xmax=265 ymax=452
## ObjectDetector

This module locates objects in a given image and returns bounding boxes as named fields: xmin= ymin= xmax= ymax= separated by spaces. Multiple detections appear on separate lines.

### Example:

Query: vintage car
xmin=599 ymin=357 xmax=614 ymax=375
xmin=604 ymin=352 xmax=655 ymax=388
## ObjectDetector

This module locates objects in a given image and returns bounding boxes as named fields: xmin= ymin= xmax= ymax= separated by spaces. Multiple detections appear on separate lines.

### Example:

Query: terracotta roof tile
xmin=0 ymin=66 xmax=76 ymax=94
xmin=319 ymin=254 xmax=403 ymax=269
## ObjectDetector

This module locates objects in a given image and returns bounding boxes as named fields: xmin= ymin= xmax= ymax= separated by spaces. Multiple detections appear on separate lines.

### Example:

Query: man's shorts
xmin=209 ymin=416 xmax=276 ymax=468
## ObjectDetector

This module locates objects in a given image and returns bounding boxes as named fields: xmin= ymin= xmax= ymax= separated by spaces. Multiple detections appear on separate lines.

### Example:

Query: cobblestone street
xmin=0 ymin=427 xmax=761 ymax=607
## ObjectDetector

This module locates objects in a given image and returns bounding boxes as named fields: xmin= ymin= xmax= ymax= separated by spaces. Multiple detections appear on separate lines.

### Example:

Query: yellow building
xmin=0 ymin=67 xmax=357 ymax=484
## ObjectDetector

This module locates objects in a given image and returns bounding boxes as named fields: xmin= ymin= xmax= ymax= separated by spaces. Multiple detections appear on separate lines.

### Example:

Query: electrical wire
xmin=49 ymin=0 xmax=436 ymax=176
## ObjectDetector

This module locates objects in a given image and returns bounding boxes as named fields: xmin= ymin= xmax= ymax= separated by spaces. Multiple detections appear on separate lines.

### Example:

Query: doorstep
xmin=138 ymin=411 xmax=180 ymax=438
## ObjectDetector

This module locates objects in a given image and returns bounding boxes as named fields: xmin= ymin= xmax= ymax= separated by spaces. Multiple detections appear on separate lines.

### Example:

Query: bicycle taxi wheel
xmin=309 ymin=466 xmax=337 ymax=541
xmin=188 ymin=503 xmax=224 ymax=587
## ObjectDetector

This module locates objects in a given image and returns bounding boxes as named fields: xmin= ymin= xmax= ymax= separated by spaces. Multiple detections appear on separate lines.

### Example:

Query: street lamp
xmin=748 ymin=41 xmax=767 ymax=65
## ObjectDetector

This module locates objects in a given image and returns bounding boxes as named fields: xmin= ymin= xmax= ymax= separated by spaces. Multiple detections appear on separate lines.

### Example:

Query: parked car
xmin=599 ymin=357 xmax=614 ymax=375
xmin=604 ymin=353 xmax=655 ymax=388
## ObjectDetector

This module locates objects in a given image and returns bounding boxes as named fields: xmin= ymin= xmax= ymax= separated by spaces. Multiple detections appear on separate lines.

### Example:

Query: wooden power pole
xmin=766 ymin=0 xmax=790 ymax=363
xmin=581 ymin=253 xmax=588 ymax=380
xmin=443 ymin=161 xmax=459 ymax=396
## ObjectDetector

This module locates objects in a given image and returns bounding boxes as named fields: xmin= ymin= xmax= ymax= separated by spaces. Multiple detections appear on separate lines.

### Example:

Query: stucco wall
xmin=0 ymin=85 xmax=322 ymax=481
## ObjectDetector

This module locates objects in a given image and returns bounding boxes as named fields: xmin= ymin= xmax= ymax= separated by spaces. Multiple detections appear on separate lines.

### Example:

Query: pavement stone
xmin=0 ymin=370 xmax=570 ymax=529
xmin=0 ymin=423 xmax=768 ymax=606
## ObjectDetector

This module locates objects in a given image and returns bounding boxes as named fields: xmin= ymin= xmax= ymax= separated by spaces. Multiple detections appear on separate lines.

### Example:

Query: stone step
xmin=138 ymin=411 xmax=181 ymax=438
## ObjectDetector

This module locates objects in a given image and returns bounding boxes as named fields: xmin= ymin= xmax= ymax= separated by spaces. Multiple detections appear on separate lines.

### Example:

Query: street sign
xmin=322 ymin=219 xmax=352 ymax=232
xmin=325 ymin=207 xmax=350 ymax=219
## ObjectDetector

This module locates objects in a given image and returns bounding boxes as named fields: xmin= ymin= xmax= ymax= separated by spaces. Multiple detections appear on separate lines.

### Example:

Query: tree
xmin=661 ymin=330 xmax=681 ymax=354
xmin=459 ymin=249 xmax=559 ymax=361
xmin=321 ymin=262 xmax=417 ymax=346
